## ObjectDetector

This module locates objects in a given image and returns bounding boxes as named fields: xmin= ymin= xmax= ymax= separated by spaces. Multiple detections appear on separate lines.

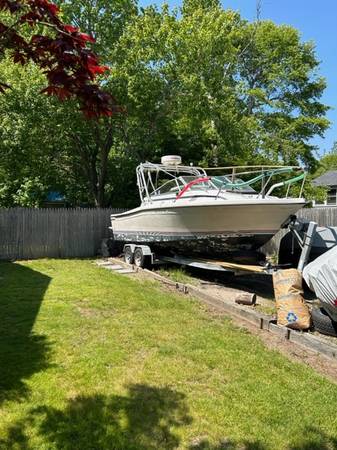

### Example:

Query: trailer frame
xmin=123 ymin=244 xmax=279 ymax=275
xmin=120 ymin=216 xmax=319 ymax=276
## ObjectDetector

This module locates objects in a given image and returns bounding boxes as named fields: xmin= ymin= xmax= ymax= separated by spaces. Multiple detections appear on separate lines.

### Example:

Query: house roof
xmin=313 ymin=170 xmax=337 ymax=187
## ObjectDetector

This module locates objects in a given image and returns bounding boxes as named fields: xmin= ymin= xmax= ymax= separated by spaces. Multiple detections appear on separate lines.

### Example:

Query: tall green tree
xmin=236 ymin=20 xmax=329 ymax=169
xmin=315 ymin=142 xmax=337 ymax=176
xmin=0 ymin=0 xmax=330 ymax=207
xmin=0 ymin=60 xmax=63 ymax=206
xmin=50 ymin=0 xmax=138 ymax=206
xmin=107 ymin=0 xmax=329 ymax=168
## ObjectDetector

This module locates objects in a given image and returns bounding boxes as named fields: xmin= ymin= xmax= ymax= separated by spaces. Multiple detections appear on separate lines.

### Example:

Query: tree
xmin=49 ymin=0 xmax=137 ymax=206
xmin=0 ymin=0 xmax=118 ymax=117
xmin=0 ymin=58 xmax=126 ymax=207
xmin=0 ymin=58 xmax=71 ymax=206
xmin=0 ymin=0 xmax=330 ymax=207
xmin=236 ymin=20 xmax=329 ymax=170
xmin=108 ymin=0 xmax=329 ymax=168
xmin=312 ymin=141 xmax=337 ymax=180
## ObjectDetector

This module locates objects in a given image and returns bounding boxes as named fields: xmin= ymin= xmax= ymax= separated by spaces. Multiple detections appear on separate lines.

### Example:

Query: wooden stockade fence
xmin=0 ymin=208 xmax=125 ymax=260
xmin=0 ymin=206 xmax=337 ymax=260
xmin=298 ymin=206 xmax=337 ymax=227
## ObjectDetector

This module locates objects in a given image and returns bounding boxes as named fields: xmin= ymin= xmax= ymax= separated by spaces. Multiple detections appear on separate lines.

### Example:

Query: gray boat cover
xmin=303 ymin=246 xmax=337 ymax=321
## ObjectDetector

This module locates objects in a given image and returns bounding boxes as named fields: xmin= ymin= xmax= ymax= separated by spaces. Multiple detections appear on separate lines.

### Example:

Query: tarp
xmin=303 ymin=246 xmax=337 ymax=321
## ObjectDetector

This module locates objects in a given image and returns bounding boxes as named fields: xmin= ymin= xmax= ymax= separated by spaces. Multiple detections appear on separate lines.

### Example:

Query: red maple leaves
xmin=0 ymin=0 xmax=119 ymax=118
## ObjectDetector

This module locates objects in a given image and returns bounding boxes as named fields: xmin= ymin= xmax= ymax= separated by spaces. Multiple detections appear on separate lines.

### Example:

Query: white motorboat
xmin=110 ymin=156 xmax=306 ymax=259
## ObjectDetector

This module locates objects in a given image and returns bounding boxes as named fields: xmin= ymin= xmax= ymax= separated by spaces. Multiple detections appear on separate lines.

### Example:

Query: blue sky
xmin=140 ymin=0 xmax=336 ymax=158
xmin=224 ymin=0 xmax=337 ymax=157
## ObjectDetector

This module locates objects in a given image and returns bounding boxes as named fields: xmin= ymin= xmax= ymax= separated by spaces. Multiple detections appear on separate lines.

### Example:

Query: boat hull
xmin=111 ymin=201 xmax=305 ymax=258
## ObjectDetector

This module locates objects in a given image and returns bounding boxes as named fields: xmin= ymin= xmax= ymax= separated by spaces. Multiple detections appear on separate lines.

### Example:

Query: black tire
xmin=311 ymin=307 xmax=337 ymax=337
xmin=124 ymin=246 xmax=134 ymax=265
xmin=133 ymin=247 xmax=148 ymax=268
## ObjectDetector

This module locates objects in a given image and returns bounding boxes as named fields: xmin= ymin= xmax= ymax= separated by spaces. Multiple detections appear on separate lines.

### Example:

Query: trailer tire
xmin=134 ymin=247 xmax=148 ymax=268
xmin=311 ymin=307 xmax=337 ymax=337
xmin=124 ymin=246 xmax=134 ymax=265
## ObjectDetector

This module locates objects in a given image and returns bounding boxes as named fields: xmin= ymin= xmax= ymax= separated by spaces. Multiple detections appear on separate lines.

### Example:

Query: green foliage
xmin=56 ymin=0 xmax=137 ymax=57
xmin=0 ymin=60 xmax=62 ymax=206
xmin=0 ymin=0 xmax=330 ymax=206
xmin=235 ymin=20 xmax=329 ymax=170
xmin=302 ymin=141 xmax=337 ymax=205
xmin=315 ymin=141 xmax=337 ymax=177
xmin=105 ymin=1 xmax=329 ymax=169
xmin=290 ymin=177 xmax=328 ymax=204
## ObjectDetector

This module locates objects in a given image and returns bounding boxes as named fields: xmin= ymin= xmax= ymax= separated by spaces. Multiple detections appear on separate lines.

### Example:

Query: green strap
xmin=282 ymin=172 xmax=305 ymax=186
xmin=213 ymin=167 xmax=297 ymax=189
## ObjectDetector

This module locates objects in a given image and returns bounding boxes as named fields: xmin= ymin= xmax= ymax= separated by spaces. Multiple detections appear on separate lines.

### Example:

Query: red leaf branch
xmin=0 ymin=0 xmax=120 ymax=118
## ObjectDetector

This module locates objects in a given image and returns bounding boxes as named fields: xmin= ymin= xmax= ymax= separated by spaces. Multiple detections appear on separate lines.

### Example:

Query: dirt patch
xmin=197 ymin=281 xmax=277 ymax=315
xmin=76 ymin=306 xmax=115 ymax=319
xmin=77 ymin=306 xmax=98 ymax=318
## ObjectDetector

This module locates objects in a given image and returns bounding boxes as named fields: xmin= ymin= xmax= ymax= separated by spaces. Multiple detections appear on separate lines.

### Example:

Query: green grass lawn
xmin=157 ymin=266 xmax=200 ymax=285
xmin=1 ymin=259 xmax=337 ymax=450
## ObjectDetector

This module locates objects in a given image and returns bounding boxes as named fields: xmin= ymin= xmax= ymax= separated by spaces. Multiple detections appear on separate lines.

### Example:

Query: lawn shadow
xmin=0 ymin=261 xmax=51 ymax=404
xmin=188 ymin=426 xmax=337 ymax=450
xmin=1 ymin=383 xmax=191 ymax=449
xmin=189 ymin=438 xmax=266 ymax=449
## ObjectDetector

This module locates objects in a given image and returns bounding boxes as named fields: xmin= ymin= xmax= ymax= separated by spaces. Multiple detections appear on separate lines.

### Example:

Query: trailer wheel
xmin=311 ymin=307 xmax=337 ymax=337
xmin=134 ymin=247 xmax=148 ymax=268
xmin=124 ymin=246 xmax=134 ymax=265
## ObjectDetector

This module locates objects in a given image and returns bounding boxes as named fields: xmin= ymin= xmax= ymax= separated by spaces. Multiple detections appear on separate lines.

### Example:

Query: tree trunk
xmin=93 ymin=121 xmax=114 ymax=207
xmin=71 ymin=121 xmax=114 ymax=207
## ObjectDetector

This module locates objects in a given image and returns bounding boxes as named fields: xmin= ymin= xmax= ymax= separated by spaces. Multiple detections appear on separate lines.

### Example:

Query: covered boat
xmin=110 ymin=156 xmax=306 ymax=260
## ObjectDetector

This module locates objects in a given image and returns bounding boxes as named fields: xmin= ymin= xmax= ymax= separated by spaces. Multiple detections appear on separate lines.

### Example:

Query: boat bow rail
xmin=136 ymin=162 xmax=306 ymax=203
xmin=208 ymin=166 xmax=306 ymax=199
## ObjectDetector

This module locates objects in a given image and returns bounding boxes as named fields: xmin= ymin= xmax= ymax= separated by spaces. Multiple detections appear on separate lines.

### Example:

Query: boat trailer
xmin=120 ymin=216 xmax=326 ymax=275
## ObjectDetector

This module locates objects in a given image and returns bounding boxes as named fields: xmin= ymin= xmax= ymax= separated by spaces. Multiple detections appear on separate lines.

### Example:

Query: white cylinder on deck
xmin=161 ymin=155 xmax=182 ymax=166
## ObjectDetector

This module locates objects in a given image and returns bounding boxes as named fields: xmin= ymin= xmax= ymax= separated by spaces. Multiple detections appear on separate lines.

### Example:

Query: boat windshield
xmin=153 ymin=175 xmax=256 ymax=196
xmin=180 ymin=176 xmax=213 ymax=190
xmin=154 ymin=176 xmax=213 ymax=196
xmin=155 ymin=179 xmax=184 ymax=195
xmin=211 ymin=176 xmax=257 ymax=193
